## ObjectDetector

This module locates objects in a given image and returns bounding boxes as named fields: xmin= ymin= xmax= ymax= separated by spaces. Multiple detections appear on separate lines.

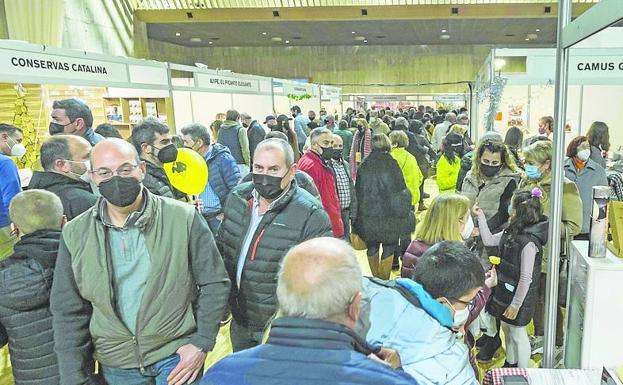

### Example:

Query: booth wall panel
xmin=274 ymin=96 xmax=292 ymax=116
xmin=190 ymin=91 xmax=233 ymax=129
xmin=172 ymin=90 xmax=193 ymax=133
xmin=232 ymin=94 xmax=273 ymax=123
xmin=580 ymin=86 xmax=623 ymax=152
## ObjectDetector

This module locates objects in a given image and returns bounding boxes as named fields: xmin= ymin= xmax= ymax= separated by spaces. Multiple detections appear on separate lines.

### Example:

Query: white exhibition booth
xmin=272 ymin=78 xmax=321 ymax=116
xmin=170 ymin=65 xmax=274 ymax=131
xmin=0 ymin=40 xmax=338 ymax=138
xmin=320 ymin=85 xmax=342 ymax=117
xmin=475 ymin=32 xmax=623 ymax=149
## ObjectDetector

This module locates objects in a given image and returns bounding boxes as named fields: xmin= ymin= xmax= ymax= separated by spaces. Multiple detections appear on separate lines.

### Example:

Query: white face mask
xmin=577 ymin=148 xmax=591 ymax=162
xmin=461 ymin=214 xmax=474 ymax=240
xmin=453 ymin=307 xmax=470 ymax=329
xmin=67 ymin=159 xmax=91 ymax=183
xmin=7 ymin=136 xmax=26 ymax=158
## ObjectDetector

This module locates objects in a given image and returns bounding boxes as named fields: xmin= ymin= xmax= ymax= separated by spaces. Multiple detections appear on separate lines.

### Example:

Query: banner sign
xmin=366 ymin=95 xmax=406 ymax=102
xmin=433 ymin=94 xmax=465 ymax=103
xmin=0 ymin=48 xmax=129 ymax=83
xmin=321 ymin=87 xmax=341 ymax=100
xmin=197 ymin=73 xmax=260 ymax=92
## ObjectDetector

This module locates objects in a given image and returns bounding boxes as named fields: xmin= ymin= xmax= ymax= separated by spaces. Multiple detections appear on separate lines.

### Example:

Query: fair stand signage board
xmin=196 ymin=73 xmax=260 ymax=93
xmin=434 ymin=94 xmax=465 ymax=103
xmin=321 ymin=86 xmax=341 ymax=101
xmin=0 ymin=48 xmax=129 ymax=83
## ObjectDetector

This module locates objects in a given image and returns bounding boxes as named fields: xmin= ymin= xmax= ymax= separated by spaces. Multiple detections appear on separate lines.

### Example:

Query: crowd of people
xmin=0 ymin=97 xmax=615 ymax=385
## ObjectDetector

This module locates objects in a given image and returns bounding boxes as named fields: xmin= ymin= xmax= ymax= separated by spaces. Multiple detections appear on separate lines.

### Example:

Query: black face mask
xmin=480 ymin=163 xmax=502 ymax=178
xmin=154 ymin=143 xmax=178 ymax=164
xmin=268 ymin=124 xmax=278 ymax=131
xmin=252 ymin=172 xmax=287 ymax=200
xmin=332 ymin=150 xmax=343 ymax=161
xmin=242 ymin=123 xmax=249 ymax=128
xmin=319 ymin=146 xmax=334 ymax=161
xmin=49 ymin=122 xmax=67 ymax=135
xmin=99 ymin=176 xmax=142 ymax=207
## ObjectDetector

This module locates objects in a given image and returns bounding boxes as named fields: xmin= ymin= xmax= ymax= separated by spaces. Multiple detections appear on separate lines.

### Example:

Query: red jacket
xmin=298 ymin=151 xmax=344 ymax=237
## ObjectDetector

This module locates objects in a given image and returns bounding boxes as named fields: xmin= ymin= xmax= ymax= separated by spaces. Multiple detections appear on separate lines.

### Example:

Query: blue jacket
xmin=207 ymin=144 xmax=241 ymax=207
xmin=202 ymin=317 xmax=418 ymax=385
xmin=294 ymin=113 xmax=310 ymax=146
xmin=364 ymin=278 xmax=478 ymax=385
xmin=0 ymin=155 xmax=21 ymax=227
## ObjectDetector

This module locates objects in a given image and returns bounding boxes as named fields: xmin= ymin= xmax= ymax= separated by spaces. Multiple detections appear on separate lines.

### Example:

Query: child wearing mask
xmin=473 ymin=188 xmax=549 ymax=368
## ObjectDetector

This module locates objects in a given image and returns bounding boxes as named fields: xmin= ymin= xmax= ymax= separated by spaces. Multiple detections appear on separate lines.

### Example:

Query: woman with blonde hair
xmin=520 ymin=139 xmax=582 ymax=348
xmin=401 ymin=193 xmax=472 ymax=278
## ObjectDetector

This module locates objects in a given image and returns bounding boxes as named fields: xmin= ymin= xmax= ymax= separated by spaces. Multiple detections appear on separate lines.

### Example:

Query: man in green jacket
xmin=50 ymin=138 xmax=230 ymax=385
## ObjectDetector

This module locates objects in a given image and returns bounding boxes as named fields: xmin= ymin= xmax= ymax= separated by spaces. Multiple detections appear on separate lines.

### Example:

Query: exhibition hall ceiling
xmin=147 ymin=18 xmax=556 ymax=47
xmin=134 ymin=0 xmax=598 ymax=10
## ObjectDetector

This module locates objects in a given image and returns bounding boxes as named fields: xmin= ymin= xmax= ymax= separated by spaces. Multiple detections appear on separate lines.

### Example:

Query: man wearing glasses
xmin=51 ymin=138 xmax=230 ymax=385
xmin=361 ymin=241 xmax=494 ymax=385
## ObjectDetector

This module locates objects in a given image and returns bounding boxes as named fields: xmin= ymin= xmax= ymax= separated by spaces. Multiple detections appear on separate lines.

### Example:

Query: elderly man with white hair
xmin=431 ymin=112 xmax=457 ymax=153
xmin=202 ymin=237 xmax=418 ymax=385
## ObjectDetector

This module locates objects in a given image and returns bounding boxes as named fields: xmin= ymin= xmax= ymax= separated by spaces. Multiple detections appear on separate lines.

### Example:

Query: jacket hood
xmin=29 ymin=171 xmax=92 ymax=191
xmin=364 ymin=278 xmax=464 ymax=365
xmin=0 ymin=230 xmax=61 ymax=311
xmin=524 ymin=217 xmax=549 ymax=246
xmin=221 ymin=120 xmax=241 ymax=129
xmin=207 ymin=143 xmax=232 ymax=160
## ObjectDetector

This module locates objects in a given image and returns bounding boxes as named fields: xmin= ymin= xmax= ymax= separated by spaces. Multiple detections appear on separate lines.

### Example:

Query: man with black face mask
xmin=298 ymin=128 xmax=344 ymax=238
xmin=51 ymin=138 xmax=230 ymax=385
xmin=217 ymin=138 xmax=332 ymax=352
xmin=131 ymin=117 xmax=186 ymax=200
xmin=330 ymin=134 xmax=356 ymax=242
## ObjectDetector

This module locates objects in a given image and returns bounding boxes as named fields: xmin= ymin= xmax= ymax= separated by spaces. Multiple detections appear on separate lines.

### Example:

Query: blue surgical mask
xmin=525 ymin=164 xmax=542 ymax=180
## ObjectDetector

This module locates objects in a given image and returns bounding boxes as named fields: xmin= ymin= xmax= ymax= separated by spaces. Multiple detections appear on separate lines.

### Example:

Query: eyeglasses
xmin=91 ymin=163 xmax=139 ymax=179
xmin=450 ymin=297 xmax=475 ymax=311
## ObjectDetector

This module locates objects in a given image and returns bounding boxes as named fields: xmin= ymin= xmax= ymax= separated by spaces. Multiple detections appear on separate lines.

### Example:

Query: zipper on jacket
xmin=250 ymin=229 xmax=266 ymax=261
xmin=132 ymin=336 xmax=145 ymax=373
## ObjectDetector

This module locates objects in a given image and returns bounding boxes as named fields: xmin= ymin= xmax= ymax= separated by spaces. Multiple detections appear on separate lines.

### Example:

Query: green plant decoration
xmin=12 ymin=84 xmax=39 ymax=169
xmin=287 ymin=93 xmax=312 ymax=101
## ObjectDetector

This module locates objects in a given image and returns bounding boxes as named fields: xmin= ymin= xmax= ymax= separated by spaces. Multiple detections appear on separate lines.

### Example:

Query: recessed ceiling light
xmin=190 ymin=37 xmax=201 ymax=43
xmin=352 ymin=31 xmax=356 ymax=34
xmin=271 ymin=37 xmax=282 ymax=42
xmin=285 ymin=40 xmax=290 ymax=44
xmin=525 ymin=37 xmax=530 ymax=41
xmin=363 ymin=39 xmax=368 ymax=43
xmin=262 ymin=32 xmax=267 ymax=35
xmin=175 ymin=32 xmax=181 ymax=37
xmin=209 ymin=41 xmax=213 ymax=45
xmin=536 ymin=28 xmax=541 ymax=32
xmin=527 ymin=33 xmax=538 ymax=39
xmin=354 ymin=36 xmax=366 ymax=41
xmin=440 ymin=34 xmax=450 ymax=40
xmin=441 ymin=29 xmax=447 ymax=33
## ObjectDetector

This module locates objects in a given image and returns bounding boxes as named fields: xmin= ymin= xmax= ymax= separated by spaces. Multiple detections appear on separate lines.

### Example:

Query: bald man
xmin=0 ymin=190 xmax=63 ymax=385
xmin=50 ymin=138 xmax=230 ymax=385
xmin=330 ymin=134 xmax=356 ymax=241
xmin=202 ymin=238 xmax=417 ymax=385
xmin=29 ymin=135 xmax=97 ymax=221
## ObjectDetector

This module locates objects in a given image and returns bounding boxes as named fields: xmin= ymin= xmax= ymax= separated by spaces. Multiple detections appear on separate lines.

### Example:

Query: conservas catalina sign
xmin=197 ymin=73 xmax=260 ymax=92
xmin=0 ymin=48 xmax=129 ymax=83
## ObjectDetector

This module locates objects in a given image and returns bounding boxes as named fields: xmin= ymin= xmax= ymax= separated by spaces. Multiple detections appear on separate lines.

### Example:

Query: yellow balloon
xmin=163 ymin=148 xmax=208 ymax=195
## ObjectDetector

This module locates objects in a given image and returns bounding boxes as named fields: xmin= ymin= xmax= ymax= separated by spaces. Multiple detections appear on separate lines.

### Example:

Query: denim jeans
xmin=101 ymin=354 xmax=202 ymax=385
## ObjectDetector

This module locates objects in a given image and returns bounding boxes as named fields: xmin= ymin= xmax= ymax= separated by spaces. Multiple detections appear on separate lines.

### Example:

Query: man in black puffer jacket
xmin=0 ymin=190 xmax=64 ymax=385
xmin=217 ymin=138 xmax=332 ymax=352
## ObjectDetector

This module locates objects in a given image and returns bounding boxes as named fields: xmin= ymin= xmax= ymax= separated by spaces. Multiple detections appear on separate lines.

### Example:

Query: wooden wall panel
xmin=147 ymin=40 xmax=490 ymax=94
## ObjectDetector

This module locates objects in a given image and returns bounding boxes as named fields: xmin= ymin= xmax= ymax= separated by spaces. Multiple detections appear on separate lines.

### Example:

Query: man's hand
xmin=503 ymin=305 xmax=519 ymax=321
xmin=374 ymin=347 xmax=402 ymax=369
xmin=485 ymin=267 xmax=498 ymax=289
xmin=167 ymin=344 xmax=207 ymax=385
